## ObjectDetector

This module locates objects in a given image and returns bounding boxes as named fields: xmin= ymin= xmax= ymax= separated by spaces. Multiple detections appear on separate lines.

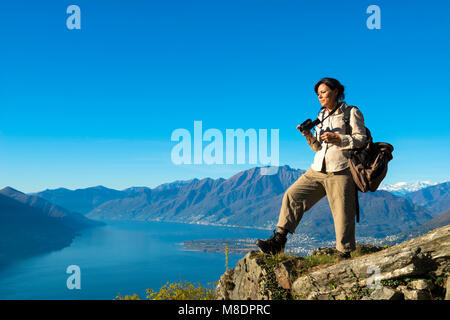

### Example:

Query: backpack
xmin=343 ymin=106 xmax=394 ymax=194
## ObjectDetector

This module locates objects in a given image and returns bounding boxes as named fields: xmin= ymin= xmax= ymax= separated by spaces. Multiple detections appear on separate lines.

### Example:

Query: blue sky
xmin=0 ymin=0 xmax=449 ymax=193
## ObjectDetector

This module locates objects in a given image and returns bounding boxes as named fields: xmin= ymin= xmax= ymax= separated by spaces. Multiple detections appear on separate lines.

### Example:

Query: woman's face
xmin=317 ymin=83 xmax=338 ymax=109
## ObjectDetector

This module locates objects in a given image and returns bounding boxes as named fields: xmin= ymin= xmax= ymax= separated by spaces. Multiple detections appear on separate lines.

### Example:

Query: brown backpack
xmin=344 ymin=106 xmax=394 ymax=222
xmin=344 ymin=106 xmax=394 ymax=193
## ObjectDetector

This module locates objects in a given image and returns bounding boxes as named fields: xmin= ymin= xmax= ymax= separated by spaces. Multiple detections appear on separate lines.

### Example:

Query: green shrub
xmin=116 ymin=281 xmax=216 ymax=300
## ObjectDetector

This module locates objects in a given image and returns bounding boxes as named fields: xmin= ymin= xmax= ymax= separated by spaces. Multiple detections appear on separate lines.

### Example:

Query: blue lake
xmin=0 ymin=221 xmax=268 ymax=300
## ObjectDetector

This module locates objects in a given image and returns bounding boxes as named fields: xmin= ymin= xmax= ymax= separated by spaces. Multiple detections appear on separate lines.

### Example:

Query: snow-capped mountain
xmin=379 ymin=181 xmax=440 ymax=196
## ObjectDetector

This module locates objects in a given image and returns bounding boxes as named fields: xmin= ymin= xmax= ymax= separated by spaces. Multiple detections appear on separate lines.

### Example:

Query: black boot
xmin=256 ymin=230 xmax=287 ymax=255
xmin=337 ymin=251 xmax=351 ymax=260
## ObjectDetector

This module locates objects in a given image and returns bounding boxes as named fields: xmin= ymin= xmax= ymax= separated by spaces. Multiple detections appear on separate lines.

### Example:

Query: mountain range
xmin=0 ymin=187 xmax=103 ymax=266
xmin=404 ymin=181 xmax=450 ymax=215
xmin=33 ymin=166 xmax=449 ymax=240
xmin=32 ymin=185 xmax=127 ymax=216
xmin=378 ymin=180 xmax=445 ymax=196
xmin=390 ymin=209 xmax=450 ymax=243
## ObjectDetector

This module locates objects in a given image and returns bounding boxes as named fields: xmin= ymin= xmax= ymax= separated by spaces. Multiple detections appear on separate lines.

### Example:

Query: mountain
xmin=34 ymin=185 xmax=126 ymax=215
xmin=387 ymin=209 xmax=450 ymax=243
xmin=404 ymin=181 xmax=450 ymax=216
xmin=419 ymin=209 xmax=450 ymax=231
xmin=82 ymin=166 xmax=435 ymax=239
xmin=87 ymin=166 xmax=303 ymax=227
xmin=1 ymin=187 xmax=102 ymax=229
xmin=0 ymin=194 xmax=74 ymax=266
xmin=378 ymin=181 xmax=440 ymax=196
xmin=152 ymin=179 xmax=206 ymax=191
xmin=0 ymin=187 xmax=103 ymax=266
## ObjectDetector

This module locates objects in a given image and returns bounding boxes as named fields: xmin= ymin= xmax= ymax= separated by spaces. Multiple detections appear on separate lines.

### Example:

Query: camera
xmin=299 ymin=118 xmax=320 ymax=133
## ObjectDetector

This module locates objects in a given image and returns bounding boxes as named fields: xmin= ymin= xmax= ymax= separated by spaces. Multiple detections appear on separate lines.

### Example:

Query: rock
xmin=401 ymin=289 xmax=431 ymax=300
xmin=410 ymin=279 xmax=433 ymax=291
xmin=335 ymin=292 xmax=349 ymax=300
xmin=396 ymin=285 xmax=408 ymax=294
xmin=273 ymin=258 xmax=302 ymax=290
xmin=370 ymin=287 xmax=403 ymax=300
xmin=215 ymin=251 xmax=268 ymax=300
xmin=215 ymin=225 xmax=450 ymax=300
xmin=273 ymin=267 xmax=290 ymax=290
xmin=292 ymin=226 xmax=449 ymax=300
xmin=445 ymin=277 xmax=450 ymax=300
xmin=396 ymin=285 xmax=432 ymax=300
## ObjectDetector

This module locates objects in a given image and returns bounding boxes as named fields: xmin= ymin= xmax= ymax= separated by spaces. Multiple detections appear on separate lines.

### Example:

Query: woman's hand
xmin=320 ymin=132 xmax=342 ymax=144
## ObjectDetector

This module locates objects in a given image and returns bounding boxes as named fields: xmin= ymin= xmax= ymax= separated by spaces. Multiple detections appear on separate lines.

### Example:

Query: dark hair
xmin=314 ymin=78 xmax=345 ymax=102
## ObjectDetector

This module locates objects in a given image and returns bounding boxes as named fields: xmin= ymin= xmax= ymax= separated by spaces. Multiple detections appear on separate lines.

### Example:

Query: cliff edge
xmin=216 ymin=225 xmax=450 ymax=300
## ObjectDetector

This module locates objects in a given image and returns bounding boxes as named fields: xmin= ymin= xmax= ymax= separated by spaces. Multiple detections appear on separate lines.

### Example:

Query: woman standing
xmin=256 ymin=78 xmax=367 ymax=258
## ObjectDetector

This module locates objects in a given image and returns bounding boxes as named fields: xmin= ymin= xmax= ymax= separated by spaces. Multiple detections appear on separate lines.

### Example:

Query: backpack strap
xmin=342 ymin=105 xmax=361 ymax=223
xmin=344 ymin=105 xmax=373 ymax=144
xmin=343 ymin=105 xmax=356 ymax=135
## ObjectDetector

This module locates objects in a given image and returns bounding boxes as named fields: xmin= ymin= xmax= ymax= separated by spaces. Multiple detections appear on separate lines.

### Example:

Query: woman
xmin=256 ymin=78 xmax=367 ymax=258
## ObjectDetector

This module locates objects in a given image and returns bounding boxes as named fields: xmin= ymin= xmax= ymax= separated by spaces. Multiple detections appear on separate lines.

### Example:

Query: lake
xmin=0 ymin=221 xmax=269 ymax=300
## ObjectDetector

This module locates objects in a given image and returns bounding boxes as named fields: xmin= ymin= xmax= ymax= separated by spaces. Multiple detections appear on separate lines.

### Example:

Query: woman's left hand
xmin=320 ymin=132 xmax=342 ymax=144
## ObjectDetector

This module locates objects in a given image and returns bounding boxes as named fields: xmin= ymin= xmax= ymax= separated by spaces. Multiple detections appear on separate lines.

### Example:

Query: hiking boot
xmin=256 ymin=230 xmax=287 ymax=255
xmin=337 ymin=251 xmax=351 ymax=260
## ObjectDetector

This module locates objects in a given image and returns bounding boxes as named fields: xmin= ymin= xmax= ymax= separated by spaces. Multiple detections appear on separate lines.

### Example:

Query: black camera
xmin=299 ymin=118 xmax=320 ymax=133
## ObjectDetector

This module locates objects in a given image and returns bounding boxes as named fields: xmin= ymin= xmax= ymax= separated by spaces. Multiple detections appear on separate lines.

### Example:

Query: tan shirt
xmin=305 ymin=102 xmax=367 ymax=173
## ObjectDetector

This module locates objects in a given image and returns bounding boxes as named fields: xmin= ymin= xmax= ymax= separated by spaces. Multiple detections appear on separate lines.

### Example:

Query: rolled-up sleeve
xmin=338 ymin=107 xmax=367 ymax=149
xmin=306 ymin=134 xmax=322 ymax=152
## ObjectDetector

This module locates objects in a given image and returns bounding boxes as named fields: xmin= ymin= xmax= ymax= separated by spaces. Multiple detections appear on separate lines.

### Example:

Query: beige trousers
xmin=277 ymin=168 xmax=357 ymax=253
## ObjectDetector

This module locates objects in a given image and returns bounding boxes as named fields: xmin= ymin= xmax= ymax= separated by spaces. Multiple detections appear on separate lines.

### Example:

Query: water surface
xmin=0 ymin=221 xmax=268 ymax=299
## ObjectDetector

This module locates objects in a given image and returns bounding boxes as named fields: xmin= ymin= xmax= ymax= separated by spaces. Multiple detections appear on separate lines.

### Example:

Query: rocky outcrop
xmin=216 ymin=225 xmax=450 ymax=300
xmin=446 ymin=277 xmax=450 ymax=300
